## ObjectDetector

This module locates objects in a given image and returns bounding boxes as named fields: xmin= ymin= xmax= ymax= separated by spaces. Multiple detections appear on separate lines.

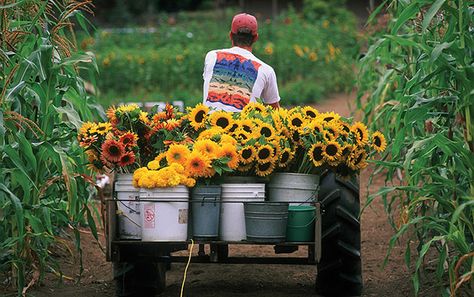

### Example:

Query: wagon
xmin=105 ymin=171 xmax=362 ymax=297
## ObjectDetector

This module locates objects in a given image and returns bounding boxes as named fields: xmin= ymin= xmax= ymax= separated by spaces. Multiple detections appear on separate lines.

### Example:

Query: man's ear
xmin=253 ymin=33 xmax=259 ymax=43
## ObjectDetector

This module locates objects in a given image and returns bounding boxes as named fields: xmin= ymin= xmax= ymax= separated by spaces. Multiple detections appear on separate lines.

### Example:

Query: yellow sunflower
xmin=302 ymin=106 xmax=319 ymax=119
xmin=308 ymin=142 xmax=325 ymax=167
xmin=186 ymin=151 xmax=212 ymax=178
xmin=323 ymin=141 xmax=342 ymax=162
xmin=197 ymin=127 xmax=224 ymax=140
xmin=220 ymin=134 xmax=238 ymax=146
xmin=277 ymin=148 xmax=294 ymax=168
xmin=218 ymin=143 xmax=239 ymax=169
xmin=209 ymin=111 xmax=233 ymax=131
xmin=258 ymin=122 xmax=276 ymax=139
xmin=237 ymin=162 xmax=254 ymax=173
xmin=255 ymin=160 xmax=275 ymax=177
xmin=79 ymin=121 xmax=97 ymax=136
xmin=287 ymin=112 xmax=306 ymax=131
xmin=371 ymin=131 xmax=387 ymax=153
xmin=117 ymin=103 xmax=140 ymax=114
xmin=241 ymin=102 xmax=268 ymax=117
xmin=193 ymin=139 xmax=220 ymax=158
xmin=139 ymin=111 xmax=150 ymax=125
xmin=165 ymin=144 xmax=190 ymax=166
xmin=236 ymin=118 xmax=254 ymax=133
xmin=91 ymin=122 xmax=112 ymax=135
xmin=347 ymin=150 xmax=368 ymax=170
xmin=323 ymin=120 xmax=341 ymax=140
xmin=351 ymin=122 xmax=369 ymax=145
xmin=239 ymin=146 xmax=256 ymax=164
xmin=319 ymin=111 xmax=341 ymax=122
xmin=189 ymin=103 xmax=209 ymax=130
xmin=256 ymin=144 xmax=274 ymax=164
xmin=232 ymin=129 xmax=251 ymax=143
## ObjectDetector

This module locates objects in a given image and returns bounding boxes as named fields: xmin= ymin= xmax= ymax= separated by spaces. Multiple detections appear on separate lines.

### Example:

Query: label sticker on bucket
xmin=144 ymin=203 xmax=155 ymax=229
xmin=178 ymin=209 xmax=188 ymax=224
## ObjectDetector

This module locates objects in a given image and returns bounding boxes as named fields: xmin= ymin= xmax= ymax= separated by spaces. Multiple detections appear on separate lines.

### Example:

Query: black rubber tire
xmin=316 ymin=171 xmax=363 ymax=297
xmin=114 ymin=261 xmax=166 ymax=297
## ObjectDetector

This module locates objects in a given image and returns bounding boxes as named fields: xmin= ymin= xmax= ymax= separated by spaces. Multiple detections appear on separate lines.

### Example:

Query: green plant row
xmin=0 ymin=1 xmax=103 ymax=295
xmin=358 ymin=1 xmax=473 ymax=296
xmin=81 ymin=9 xmax=359 ymax=107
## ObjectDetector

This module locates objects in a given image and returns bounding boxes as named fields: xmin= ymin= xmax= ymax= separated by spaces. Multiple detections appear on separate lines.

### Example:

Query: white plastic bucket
xmin=268 ymin=173 xmax=319 ymax=206
xmin=220 ymin=183 xmax=265 ymax=241
xmin=139 ymin=186 xmax=189 ymax=241
xmin=115 ymin=174 xmax=141 ymax=240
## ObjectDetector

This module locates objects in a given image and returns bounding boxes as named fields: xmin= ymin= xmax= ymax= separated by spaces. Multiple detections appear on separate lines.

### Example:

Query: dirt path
xmin=17 ymin=93 xmax=438 ymax=297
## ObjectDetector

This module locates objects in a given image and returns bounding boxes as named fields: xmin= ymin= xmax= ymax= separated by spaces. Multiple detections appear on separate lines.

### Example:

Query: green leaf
xmin=422 ymin=0 xmax=446 ymax=32
xmin=0 ymin=109 xmax=5 ymax=136
xmin=0 ymin=183 xmax=25 ymax=244
xmin=86 ymin=207 xmax=98 ymax=240
xmin=430 ymin=41 xmax=454 ymax=63
xmin=16 ymin=132 xmax=37 ymax=173
xmin=25 ymin=211 xmax=44 ymax=234
xmin=391 ymin=2 xmax=420 ymax=35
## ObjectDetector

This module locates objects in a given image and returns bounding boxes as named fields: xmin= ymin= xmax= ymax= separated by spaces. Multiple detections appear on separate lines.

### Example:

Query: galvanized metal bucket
xmin=191 ymin=185 xmax=221 ymax=240
xmin=244 ymin=202 xmax=289 ymax=243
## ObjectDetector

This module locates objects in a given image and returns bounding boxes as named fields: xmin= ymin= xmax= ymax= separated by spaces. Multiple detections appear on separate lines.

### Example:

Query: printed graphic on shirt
xmin=206 ymin=51 xmax=261 ymax=110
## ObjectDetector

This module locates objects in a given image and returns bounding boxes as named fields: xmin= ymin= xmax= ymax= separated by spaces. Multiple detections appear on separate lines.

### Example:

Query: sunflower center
xmin=312 ymin=146 xmax=323 ymax=161
xmin=121 ymin=155 xmax=131 ymax=163
xmin=356 ymin=128 xmax=363 ymax=140
xmin=243 ymin=125 xmax=251 ymax=133
xmin=261 ymin=127 xmax=272 ymax=137
xmin=326 ymin=144 xmax=338 ymax=156
xmin=280 ymin=151 xmax=289 ymax=163
xmin=258 ymin=148 xmax=270 ymax=159
xmin=291 ymin=118 xmax=303 ymax=127
xmin=195 ymin=110 xmax=205 ymax=123
xmin=292 ymin=131 xmax=300 ymax=142
xmin=374 ymin=136 xmax=381 ymax=146
xmin=229 ymin=123 xmax=238 ymax=133
xmin=324 ymin=116 xmax=334 ymax=122
xmin=242 ymin=149 xmax=252 ymax=159
xmin=258 ymin=162 xmax=271 ymax=171
xmin=173 ymin=153 xmax=182 ymax=160
xmin=191 ymin=160 xmax=201 ymax=168
xmin=109 ymin=145 xmax=121 ymax=156
xmin=122 ymin=137 xmax=131 ymax=144
xmin=342 ymin=147 xmax=351 ymax=156
xmin=342 ymin=125 xmax=350 ymax=133
xmin=355 ymin=153 xmax=364 ymax=164
xmin=306 ymin=111 xmax=316 ymax=118
xmin=216 ymin=117 xmax=229 ymax=128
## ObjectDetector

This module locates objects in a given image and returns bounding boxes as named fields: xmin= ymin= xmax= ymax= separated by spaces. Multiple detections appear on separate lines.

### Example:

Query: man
xmin=202 ymin=13 xmax=281 ymax=111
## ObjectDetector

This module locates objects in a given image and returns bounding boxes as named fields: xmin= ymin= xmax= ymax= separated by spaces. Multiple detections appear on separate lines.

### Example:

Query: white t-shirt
xmin=202 ymin=47 xmax=280 ymax=112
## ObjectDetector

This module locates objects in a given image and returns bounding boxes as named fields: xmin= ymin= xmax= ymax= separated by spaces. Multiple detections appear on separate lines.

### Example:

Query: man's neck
xmin=235 ymin=45 xmax=253 ymax=52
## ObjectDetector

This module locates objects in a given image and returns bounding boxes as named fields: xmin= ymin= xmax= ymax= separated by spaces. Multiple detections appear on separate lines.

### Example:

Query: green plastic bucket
xmin=286 ymin=205 xmax=316 ymax=242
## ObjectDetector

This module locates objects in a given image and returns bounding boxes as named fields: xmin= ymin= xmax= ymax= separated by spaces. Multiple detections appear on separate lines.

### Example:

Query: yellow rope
xmin=180 ymin=239 xmax=194 ymax=297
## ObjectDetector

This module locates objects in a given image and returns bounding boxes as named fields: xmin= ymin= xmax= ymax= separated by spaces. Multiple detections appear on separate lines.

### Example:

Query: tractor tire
xmin=114 ymin=261 xmax=166 ymax=297
xmin=316 ymin=171 xmax=363 ymax=296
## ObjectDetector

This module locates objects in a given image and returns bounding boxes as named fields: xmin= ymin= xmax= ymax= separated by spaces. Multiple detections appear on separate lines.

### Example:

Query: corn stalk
xmin=357 ymin=0 xmax=473 ymax=296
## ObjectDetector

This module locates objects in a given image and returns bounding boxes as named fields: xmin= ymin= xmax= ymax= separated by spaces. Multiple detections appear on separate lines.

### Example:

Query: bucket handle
xmin=296 ymin=187 xmax=319 ymax=206
xmin=287 ymin=215 xmax=318 ymax=228
xmin=118 ymin=199 xmax=140 ymax=215
xmin=201 ymin=196 xmax=218 ymax=206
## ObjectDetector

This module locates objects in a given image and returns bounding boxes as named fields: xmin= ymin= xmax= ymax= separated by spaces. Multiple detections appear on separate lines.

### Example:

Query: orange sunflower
xmin=218 ymin=143 xmax=239 ymax=169
xmin=119 ymin=132 xmax=138 ymax=147
xmin=101 ymin=139 xmax=125 ymax=163
xmin=118 ymin=152 xmax=136 ymax=167
xmin=186 ymin=151 xmax=212 ymax=177
xmin=165 ymin=144 xmax=190 ymax=166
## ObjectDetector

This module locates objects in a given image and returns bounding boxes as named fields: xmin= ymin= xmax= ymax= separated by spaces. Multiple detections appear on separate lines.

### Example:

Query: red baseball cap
xmin=231 ymin=13 xmax=258 ymax=35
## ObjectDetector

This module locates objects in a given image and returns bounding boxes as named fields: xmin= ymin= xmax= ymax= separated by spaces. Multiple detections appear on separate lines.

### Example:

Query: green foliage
xmin=0 ymin=1 xmax=104 ymax=294
xmin=81 ymin=9 xmax=359 ymax=107
xmin=358 ymin=0 xmax=474 ymax=295
xmin=302 ymin=0 xmax=349 ymax=20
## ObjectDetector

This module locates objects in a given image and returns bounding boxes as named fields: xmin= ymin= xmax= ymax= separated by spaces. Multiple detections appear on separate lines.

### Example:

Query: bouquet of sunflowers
xmin=78 ymin=103 xmax=192 ymax=173
xmin=185 ymin=102 xmax=386 ymax=178
xmin=80 ymin=102 xmax=386 ymax=186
